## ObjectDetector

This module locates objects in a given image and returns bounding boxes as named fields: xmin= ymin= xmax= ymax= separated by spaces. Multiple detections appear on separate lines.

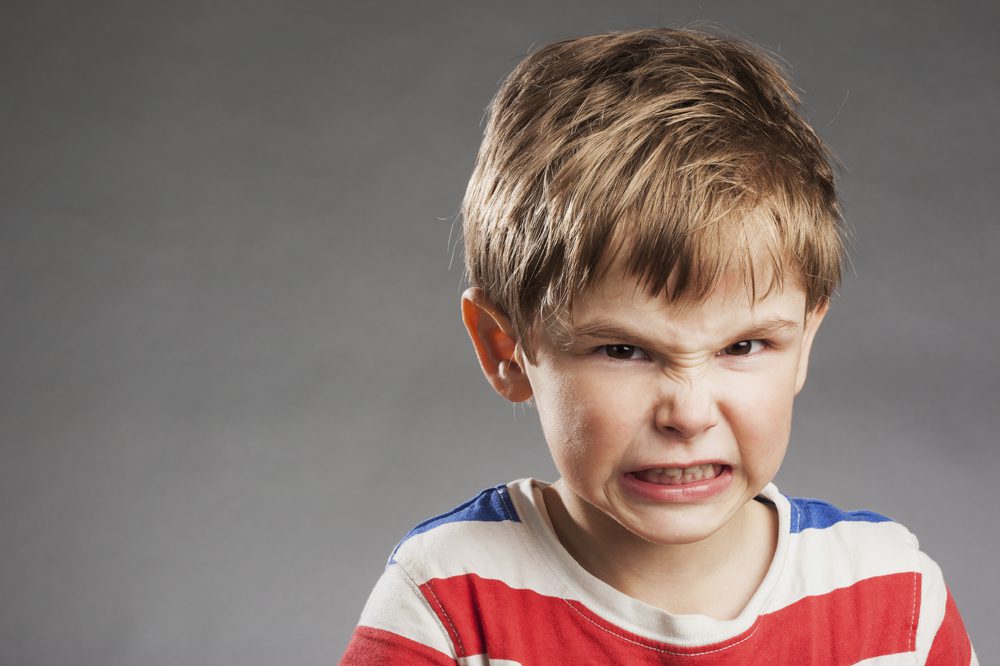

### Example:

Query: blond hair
xmin=462 ymin=28 xmax=844 ymax=360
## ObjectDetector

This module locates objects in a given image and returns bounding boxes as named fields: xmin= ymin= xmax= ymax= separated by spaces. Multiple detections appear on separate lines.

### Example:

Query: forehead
xmin=547 ymin=264 xmax=808 ymax=349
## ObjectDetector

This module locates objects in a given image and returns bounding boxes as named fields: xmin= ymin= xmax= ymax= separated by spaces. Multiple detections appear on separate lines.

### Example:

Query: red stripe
xmin=340 ymin=625 xmax=456 ymax=665
xmin=763 ymin=571 xmax=919 ymax=663
xmin=419 ymin=572 xmax=920 ymax=665
xmin=926 ymin=587 xmax=972 ymax=665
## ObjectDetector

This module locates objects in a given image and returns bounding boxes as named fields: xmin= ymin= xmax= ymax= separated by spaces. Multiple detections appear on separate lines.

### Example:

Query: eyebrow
xmin=569 ymin=317 xmax=802 ymax=347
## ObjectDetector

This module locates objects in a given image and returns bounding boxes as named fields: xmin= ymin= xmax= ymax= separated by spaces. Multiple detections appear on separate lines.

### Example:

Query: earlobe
xmin=461 ymin=288 xmax=534 ymax=403
xmin=794 ymin=300 xmax=829 ymax=394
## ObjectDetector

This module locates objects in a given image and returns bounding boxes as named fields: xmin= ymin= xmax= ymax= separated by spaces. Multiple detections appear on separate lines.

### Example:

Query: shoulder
xmin=775 ymin=493 xmax=977 ymax=663
xmin=780 ymin=494 xmax=921 ymax=595
xmin=786 ymin=495 xmax=899 ymax=534
xmin=389 ymin=482 xmax=521 ymax=563
xmin=772 ymin=493 xmax=922 ymax=637
xmin=782 ymin=493 xmax=919 ymax=564
xmin=387 ymin=480 xmax=535 ymax=581
xmin=762 ymin=489 xmax=923 ymax=585
xmin=346 ymin=481 xmax=535 ymax=664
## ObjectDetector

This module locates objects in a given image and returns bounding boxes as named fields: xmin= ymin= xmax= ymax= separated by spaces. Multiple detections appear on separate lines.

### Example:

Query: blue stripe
xmin=788 ymin=496 xmax=894 ymax=533
xmin=389 ymin=484 xmax=519 ymax=563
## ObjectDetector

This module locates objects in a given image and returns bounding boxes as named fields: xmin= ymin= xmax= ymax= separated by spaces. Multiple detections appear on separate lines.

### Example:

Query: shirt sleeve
xmin=913 ymin=550 xmax=978 ymax=666
xmin=340 ymin=563 xmax=457 ymax=665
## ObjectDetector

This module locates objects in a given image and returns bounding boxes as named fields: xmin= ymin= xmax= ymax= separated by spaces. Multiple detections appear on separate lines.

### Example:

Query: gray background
xmin=1 ymin=1 xmax=997 ymax=663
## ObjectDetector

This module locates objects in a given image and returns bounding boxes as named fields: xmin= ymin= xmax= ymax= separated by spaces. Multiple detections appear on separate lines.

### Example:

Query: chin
xmin=631 ymin=524 xmax=725 ymax=546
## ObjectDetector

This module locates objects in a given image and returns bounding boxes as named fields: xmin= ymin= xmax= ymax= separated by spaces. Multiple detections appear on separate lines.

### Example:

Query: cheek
xmin=530 ymin=371 xmax=586 ymax=455
xmin=533 ymin=370 xmax=642 ymax=470
xmin=724 ymin=370 xmax=797 ymax=466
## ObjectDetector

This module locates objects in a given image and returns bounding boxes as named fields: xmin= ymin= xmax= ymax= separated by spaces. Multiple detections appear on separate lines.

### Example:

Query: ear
xmin=794 ymin=299 xmax=829 ymax=394
xmin=461 ymin=288 xmax=534 ymax=403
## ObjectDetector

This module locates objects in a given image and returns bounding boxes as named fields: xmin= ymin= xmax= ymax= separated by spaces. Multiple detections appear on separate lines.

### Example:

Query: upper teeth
xmin=651 ymin=464 xmax=718 ymax=479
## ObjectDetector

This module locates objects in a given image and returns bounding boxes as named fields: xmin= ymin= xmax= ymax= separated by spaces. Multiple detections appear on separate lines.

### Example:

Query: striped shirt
xmin=342 ymin=479 xmax=975 ymax=665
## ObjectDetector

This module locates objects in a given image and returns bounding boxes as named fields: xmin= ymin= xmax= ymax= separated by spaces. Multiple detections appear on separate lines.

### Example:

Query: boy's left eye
xmin=720 ymin=340 xmax=765 ymax=356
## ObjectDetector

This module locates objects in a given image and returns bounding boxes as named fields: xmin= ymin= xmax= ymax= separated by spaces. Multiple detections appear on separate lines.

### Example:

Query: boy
xmin=342 ymin=28 xmax=976 ymax=664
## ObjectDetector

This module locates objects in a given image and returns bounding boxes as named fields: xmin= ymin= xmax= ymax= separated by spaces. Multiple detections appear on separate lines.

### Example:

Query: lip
xmin=620 ymin=464 xmax=733 ymax=502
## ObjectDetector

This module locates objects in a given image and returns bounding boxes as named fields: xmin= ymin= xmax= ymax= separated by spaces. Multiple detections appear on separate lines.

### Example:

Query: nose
xmin=654 ymin=377 xmax=719 ymax=440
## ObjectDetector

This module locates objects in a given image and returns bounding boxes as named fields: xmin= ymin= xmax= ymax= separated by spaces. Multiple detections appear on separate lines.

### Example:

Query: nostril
xmin=657 ymin=416 xmax=718 ymax=439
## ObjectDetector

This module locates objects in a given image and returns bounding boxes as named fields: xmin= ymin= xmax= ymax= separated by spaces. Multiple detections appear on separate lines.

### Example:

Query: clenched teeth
xmin=633 ymin=464 xmax=722 ymax=485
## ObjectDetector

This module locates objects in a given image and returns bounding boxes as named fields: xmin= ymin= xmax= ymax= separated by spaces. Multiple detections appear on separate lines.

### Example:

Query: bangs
xmin=613 ymin=202 xmax=790 ymax=306
xmin=536 ymin=143 xmax=841 ymax=338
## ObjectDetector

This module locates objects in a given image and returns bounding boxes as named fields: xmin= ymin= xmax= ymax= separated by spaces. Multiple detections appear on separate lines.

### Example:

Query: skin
xmin=461 ymin=267 xmax=827 ymax=619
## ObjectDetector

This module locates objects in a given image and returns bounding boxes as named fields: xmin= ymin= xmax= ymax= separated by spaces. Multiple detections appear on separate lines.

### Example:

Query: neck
xmin=542 ymin=480 xmax=777 ymax=619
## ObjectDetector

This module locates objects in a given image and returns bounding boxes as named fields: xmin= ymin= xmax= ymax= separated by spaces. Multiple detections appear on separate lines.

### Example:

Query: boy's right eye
xmin=600 ymin=344 xmax=647 ymax=360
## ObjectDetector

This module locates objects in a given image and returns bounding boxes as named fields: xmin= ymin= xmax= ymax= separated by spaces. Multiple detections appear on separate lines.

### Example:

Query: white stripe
xmin=391 ymin=519 xmax=570 ymax=597
xmin=357 ymin=563 xmax=456 ymax=658
xmin=458 ymin=657 xmax=523 ymax=666
xmin=766 ymin=519 xmax=919 ymax=612
xmin=852 ymin=652 xmax=917 ymax=665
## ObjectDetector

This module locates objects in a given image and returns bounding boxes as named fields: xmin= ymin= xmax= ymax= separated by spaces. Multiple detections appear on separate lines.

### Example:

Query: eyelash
xmin=598 ymin=344 xmax=649 ymax=361
xmin=596 ymin=340 xmax=769 ymax=361
xmin=718 ymin=340 xmax=768 ymax=357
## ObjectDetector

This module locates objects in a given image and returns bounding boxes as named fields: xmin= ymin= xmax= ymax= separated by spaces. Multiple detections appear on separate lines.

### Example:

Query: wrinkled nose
xmin=655 ymin=378 xmax=719 ymax=439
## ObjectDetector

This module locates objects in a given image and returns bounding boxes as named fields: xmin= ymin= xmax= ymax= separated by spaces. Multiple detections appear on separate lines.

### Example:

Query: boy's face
xmin=463 ymin=265 xmax=826 ymax=547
